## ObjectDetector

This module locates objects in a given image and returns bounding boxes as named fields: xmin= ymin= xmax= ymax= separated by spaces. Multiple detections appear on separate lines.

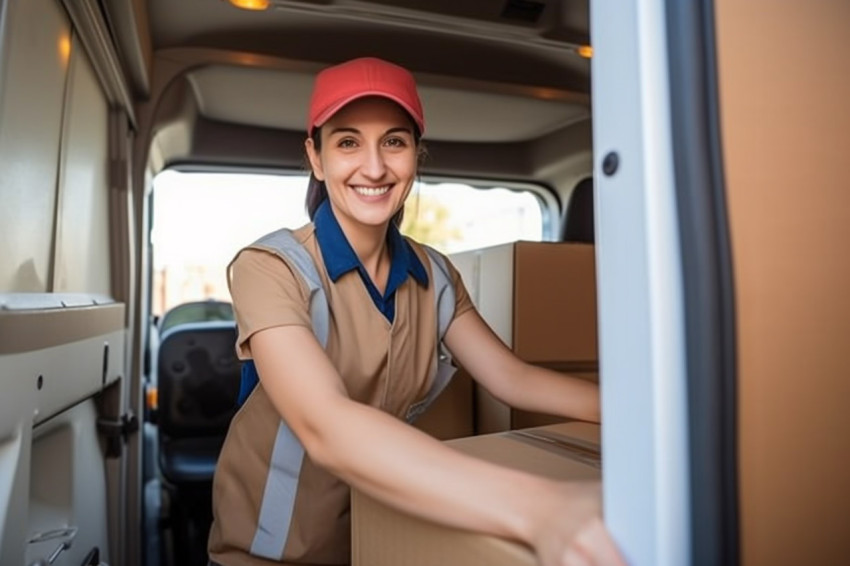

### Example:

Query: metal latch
xmin=97 ymin=412 xmax=139 ymax=458
xmin=28 ymin=527 xmax=76 ymax=566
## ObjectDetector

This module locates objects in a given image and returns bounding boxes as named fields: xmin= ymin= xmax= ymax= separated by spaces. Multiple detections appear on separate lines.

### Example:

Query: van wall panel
xmin=0 ymin=0 xmax=71 ymax=292
xmin=26 ymin=401 xmax=110 ymax=566
xmin=54 ymin=37 xmax=111 ymax=295
xmin=714 ymin=1 xmax=850 ymax=563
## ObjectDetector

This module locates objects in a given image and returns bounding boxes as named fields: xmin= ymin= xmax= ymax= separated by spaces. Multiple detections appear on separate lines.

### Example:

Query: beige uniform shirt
xmin=208 ymin=223 xmax=473 ymax=566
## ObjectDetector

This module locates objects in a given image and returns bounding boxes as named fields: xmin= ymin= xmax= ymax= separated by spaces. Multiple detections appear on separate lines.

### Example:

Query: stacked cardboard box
xmin=412 ymin=241 xmax=598 ymax=439
xmin=352 ymin=422 xmax=601 ymax=566
xmin=451 ymin=241 xmax=598 ymax=432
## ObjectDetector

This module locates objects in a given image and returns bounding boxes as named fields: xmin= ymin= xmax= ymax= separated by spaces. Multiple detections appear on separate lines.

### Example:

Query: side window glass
xmin=402 ymin=181 xmax=549 ymax=253
xmin=151 ymin=171 xmax=553 ymax=317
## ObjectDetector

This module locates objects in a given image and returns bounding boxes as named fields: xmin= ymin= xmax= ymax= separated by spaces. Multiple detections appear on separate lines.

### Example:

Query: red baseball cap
xmin=308 ymin=57 xmax=425 ymax=136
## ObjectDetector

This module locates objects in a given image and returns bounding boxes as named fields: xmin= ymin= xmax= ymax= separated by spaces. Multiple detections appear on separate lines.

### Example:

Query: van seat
xmin=562 ymin=177 xmax=595 ymax=244
xmin=157 ymin=321 xmax=240 ymax=484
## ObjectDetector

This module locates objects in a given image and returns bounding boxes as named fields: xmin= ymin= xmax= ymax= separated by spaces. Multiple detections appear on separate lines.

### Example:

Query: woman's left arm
xmin=444 ymin=308 xmax=600 ymax=423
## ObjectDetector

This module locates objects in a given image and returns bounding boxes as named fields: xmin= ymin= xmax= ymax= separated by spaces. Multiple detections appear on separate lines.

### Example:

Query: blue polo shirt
xmin=313 ymin=199 xmax=429 ymax=323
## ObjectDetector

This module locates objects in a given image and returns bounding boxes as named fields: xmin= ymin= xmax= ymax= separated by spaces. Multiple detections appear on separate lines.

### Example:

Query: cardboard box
xmin=510 ymin=369 xmax=598 ymax=430
xmin=352 ymin=422 xmax=601 ymax=566
xmin=412 ymin=370 xmax=475 ymax=440
xmin=450 ymin=242 xmax=598 ymax=432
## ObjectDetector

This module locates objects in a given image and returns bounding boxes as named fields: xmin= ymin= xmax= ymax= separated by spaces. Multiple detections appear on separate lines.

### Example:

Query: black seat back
xmin=157 ymin=321 xmax=239 ymax=484
xmin=561 ymin=177 xmax=595 ymax=243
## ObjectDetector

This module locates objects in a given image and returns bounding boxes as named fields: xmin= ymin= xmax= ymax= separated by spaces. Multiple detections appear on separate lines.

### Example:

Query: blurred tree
xmin=400 ymin=194 xmax=461 ymax=251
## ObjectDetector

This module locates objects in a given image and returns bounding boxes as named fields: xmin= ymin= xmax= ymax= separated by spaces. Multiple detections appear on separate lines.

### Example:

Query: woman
xmin=208 ymin=57 xmax=624 ymax=566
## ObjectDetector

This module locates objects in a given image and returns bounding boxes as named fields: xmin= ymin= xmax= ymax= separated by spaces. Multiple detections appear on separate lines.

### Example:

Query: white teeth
xmin=353 ymin=185 xmax=390 ymax=196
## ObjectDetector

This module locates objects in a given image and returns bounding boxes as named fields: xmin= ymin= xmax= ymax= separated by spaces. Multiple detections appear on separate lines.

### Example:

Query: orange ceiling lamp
xmin=59 ymin=34 xmax=72 ymax=65
xmin=228 ymin=0 xmax=270 ymax=10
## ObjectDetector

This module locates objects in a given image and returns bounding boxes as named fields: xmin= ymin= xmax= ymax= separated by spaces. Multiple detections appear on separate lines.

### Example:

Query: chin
xmin=346 ymin=201 xmax=401 ymax=228
xmin=353 ymin=211 xmax=397 ymax=228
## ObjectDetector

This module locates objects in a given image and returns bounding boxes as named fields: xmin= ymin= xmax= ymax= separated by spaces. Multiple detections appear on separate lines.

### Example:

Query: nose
xmin=360 ymin=144 xmax=387 ymax=180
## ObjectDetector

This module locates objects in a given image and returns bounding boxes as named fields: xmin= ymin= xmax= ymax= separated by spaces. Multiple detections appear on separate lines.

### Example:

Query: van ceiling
xmin=117 ymin=0 xmax=592 ymax=180
xmin=186 ymin=65 xmax=588 ymax=143
xmin=146 ymin=0 xmax=590 ymax=89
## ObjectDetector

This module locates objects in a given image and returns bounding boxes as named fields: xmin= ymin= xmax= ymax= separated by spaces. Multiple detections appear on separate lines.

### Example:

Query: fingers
xmin=567 ymin=518 xmax=628 ymax=566
xmin=562 ymin=545 xmax=594 ymax=566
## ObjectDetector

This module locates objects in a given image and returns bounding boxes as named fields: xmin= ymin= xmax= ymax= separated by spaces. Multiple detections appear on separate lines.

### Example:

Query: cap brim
xmin=311 ymin=90 xmax=424 ymax=136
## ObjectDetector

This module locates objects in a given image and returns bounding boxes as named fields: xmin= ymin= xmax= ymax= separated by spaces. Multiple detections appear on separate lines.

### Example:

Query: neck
xmin=333 ymin=206 xmax=392 ymax=290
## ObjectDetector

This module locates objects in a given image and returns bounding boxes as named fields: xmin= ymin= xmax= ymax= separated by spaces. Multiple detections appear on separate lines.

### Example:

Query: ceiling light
xmin=228 ymin=0 xmax=270 ymax=10
xmin=58 ymin=35 xmax=72 ymax=66
xmin=577 ymin=45 xmax=593 ymax=59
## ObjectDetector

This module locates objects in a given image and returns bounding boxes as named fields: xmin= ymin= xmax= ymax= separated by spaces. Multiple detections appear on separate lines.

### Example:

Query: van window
xmin=402 ymin=181 xmax=546 ymax=253
xmin=151 ymin=170 xmax=548 ymax=316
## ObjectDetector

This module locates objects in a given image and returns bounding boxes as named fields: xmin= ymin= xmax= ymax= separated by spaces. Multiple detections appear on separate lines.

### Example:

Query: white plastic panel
xmin=26 ymin=400 xmax=110 ymax=566
xmin=54 ymin=35 xmax=111 ymax=295
xmin=591 ymin=0 xmax=691 ymax=564
xmin=447 ymin=244 xmax=516 ymax=347
xmin=0 ymin=330 xmax=125 ymax=426
xmin=0 ymin=414 xmax=33 ymax=566
xmin=0 ymin=0 xmax=71 ymax=292
xmin=0 ymin=327 xmax=124 ymax=565
xmin=476 ymin=244 xmax=515 ymax=348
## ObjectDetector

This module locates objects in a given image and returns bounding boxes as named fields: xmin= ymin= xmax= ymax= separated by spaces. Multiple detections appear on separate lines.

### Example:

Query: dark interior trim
xmin=665 ymin=1 xmax=739 ymax=565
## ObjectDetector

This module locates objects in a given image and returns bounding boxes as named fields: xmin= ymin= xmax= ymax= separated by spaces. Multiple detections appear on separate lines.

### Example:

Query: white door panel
xmin=27 ymin=400 xmax=110 ymax=566
xmin=591 ymin=0 xmax=691 ymax=564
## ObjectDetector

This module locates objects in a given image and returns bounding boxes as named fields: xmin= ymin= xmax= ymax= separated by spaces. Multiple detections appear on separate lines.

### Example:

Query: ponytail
xmin=305 ymin=173 xmax=328 ymax=220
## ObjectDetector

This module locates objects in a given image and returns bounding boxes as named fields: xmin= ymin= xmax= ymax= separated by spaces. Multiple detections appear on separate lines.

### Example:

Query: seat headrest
xmin=561 ymin=177 xmax=595 ymax=244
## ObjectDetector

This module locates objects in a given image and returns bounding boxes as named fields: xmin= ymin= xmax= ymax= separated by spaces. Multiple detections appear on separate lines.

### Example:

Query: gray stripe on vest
xmin=424 ymin=247 xmax=456 ymax=340
xmin=406 ymin=247 xmax=457 ymax=423
xmin=249 ymin=229 xmax=323 ymax=558
xmin=249 ymin=421 xmax=305 ymax=559
xmin=253 ymin=228 xmax=329 ymax=347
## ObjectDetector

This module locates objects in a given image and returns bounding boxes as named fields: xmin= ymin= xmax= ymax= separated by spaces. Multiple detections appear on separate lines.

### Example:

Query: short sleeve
xmin=227 ymin=248 xmax=312 ymax=359
xmin=444 ymin=256 xmax=475 ymax=322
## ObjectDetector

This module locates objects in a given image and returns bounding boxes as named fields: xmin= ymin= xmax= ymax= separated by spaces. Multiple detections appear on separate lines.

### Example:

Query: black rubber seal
xmin=665 ymin=2 xmax=740 ymax=565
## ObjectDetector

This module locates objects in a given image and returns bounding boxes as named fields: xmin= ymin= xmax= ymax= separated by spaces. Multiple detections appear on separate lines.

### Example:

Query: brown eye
xmin=384 ymin=137 xmax=407 ymax=148
xmin=337 ymin=138 xmax=358 ymax=149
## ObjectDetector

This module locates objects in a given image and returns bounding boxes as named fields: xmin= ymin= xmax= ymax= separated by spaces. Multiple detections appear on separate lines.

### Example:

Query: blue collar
xmin=313 ymin=200 xmax=429 ymax=296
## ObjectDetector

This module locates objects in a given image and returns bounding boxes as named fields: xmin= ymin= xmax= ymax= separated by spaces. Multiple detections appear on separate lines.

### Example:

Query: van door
xmin=595 ymin=0 xmax=850 ymax=565
xmin=591 ymin=0 xmax=738 ymax=564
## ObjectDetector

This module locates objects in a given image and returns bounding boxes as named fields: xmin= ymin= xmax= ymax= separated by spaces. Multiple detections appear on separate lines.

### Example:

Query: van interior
xmin=1 ymin=0 xmax=849 ymax=565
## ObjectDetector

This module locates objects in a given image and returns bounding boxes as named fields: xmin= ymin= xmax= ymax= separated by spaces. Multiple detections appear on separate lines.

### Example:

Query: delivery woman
xmin=208 ymin=57 xmax=624 ymax=566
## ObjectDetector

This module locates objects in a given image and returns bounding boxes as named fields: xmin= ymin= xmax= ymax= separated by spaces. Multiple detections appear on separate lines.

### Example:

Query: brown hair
xmin=305 ymin=122 xmax=424 ymax=227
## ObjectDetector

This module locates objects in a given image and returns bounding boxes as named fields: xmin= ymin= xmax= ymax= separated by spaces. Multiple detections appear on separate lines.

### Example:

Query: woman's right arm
xmin=249 ymin=325 xmax=624 ymax=566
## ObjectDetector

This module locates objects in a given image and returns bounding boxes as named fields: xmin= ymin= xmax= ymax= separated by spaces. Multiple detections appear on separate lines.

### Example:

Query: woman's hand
xmin=531 ymin=481 xmax=626 ymax=566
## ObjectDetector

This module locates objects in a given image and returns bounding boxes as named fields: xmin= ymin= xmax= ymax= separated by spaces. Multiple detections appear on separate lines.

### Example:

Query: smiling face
xmin=305 ymin=96 xmax=418 ymax=234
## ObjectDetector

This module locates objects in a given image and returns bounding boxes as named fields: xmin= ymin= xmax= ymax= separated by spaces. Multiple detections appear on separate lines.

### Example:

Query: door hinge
xmin=97 ymin=412 xmax=139 ymax=458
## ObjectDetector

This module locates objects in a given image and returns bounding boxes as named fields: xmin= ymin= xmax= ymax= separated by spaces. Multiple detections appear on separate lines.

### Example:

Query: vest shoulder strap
xmin=250 ymin=228 xmax=329 ymax=348
xmin=421 ymin=245 xmax=455 ymax=342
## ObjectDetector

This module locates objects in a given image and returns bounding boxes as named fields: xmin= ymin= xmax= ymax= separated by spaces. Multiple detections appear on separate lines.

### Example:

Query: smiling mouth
xmin=352 ymin=185 xmax=392 ymax=197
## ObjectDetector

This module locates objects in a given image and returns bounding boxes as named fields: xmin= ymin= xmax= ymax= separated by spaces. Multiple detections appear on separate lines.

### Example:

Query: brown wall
xmin=714 ymin=1 xmax=850 ymax=564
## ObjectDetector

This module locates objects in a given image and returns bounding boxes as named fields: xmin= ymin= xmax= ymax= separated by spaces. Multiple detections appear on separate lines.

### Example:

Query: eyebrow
xmin=328 ymin=126 xmax=414 ymax=136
